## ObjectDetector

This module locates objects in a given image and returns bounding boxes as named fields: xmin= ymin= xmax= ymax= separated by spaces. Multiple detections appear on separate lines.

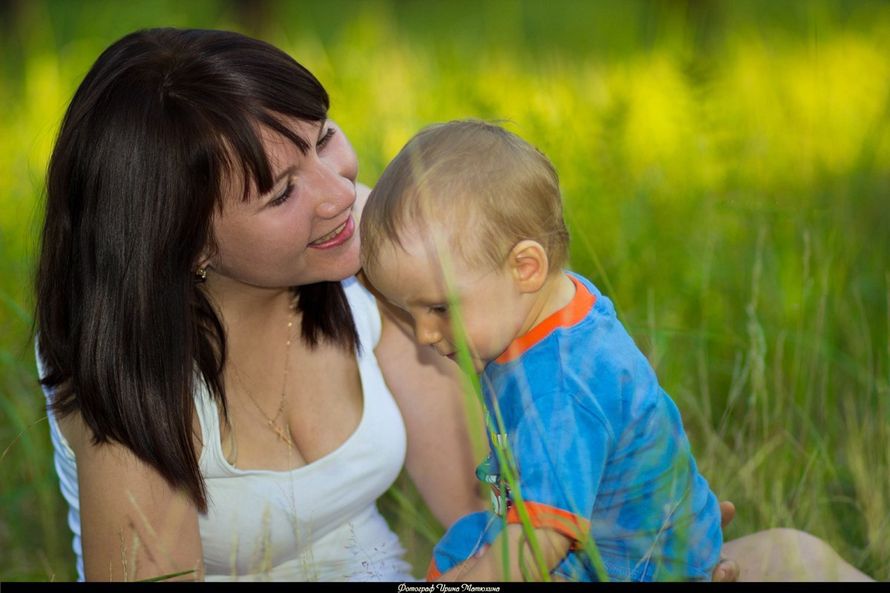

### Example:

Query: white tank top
xmin=41 ymin=277 xmax=414 ymax=581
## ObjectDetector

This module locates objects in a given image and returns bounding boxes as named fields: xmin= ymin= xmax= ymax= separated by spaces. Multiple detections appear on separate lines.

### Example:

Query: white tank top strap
xmin=193 ymin=376 xmax=236 ymax=479
xmin=342 ymin=275 xmax=382 ymax=349
xmin=35 ymin=340 xmax=86 ymax=581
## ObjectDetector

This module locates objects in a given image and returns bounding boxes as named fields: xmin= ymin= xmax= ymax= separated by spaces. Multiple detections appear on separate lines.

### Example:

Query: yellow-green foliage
xmin=1 ymin=0 xmax=887 ymax=581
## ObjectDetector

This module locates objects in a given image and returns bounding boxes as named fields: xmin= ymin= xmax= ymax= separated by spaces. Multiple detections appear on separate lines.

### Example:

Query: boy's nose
xmin=414 ymin=321 xmax=442 ymax=347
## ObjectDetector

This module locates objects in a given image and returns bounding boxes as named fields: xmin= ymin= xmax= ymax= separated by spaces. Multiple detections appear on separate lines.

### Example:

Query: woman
xmin=35 ymin=28 xmax=867 ymax=582
xmin=36 ymin=27 xmax=479 ymax=581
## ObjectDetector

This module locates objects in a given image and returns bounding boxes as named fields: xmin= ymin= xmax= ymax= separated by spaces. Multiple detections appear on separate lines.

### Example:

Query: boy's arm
xmin=437 ymin=524 xmax=572 ymax=582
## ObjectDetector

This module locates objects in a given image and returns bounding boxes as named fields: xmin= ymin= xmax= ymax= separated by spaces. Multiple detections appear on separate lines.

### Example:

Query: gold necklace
xmin=242 ymin=297 xmax=297 ymax=446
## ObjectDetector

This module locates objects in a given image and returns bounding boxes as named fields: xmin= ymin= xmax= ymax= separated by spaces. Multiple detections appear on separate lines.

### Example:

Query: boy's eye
xmin=428 ymin=305 xmax=449 ymax=316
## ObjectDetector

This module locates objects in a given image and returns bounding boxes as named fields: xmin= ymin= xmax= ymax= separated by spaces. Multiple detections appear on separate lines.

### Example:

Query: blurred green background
xmin=1 ymin=0 xmax=888 ymax=581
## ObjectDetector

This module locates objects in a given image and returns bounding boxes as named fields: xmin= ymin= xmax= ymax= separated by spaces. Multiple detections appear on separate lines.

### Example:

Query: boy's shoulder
xmin=491 ymin=271 xmax=634 ymax=377
xmin=565 ymin=270 xmax=611 ymax=319
xmin=567 ymin=270 xmax=644 ymax=348
xmin=515 ymin=271 xmax=659 ymax=398
xmin=487 ymin=270 xmax=654 ymax=391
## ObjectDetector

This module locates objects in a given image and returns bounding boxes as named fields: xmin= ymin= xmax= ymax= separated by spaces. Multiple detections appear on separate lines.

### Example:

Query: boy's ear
xmin=507 ymin=240 xmax=549 ymax=293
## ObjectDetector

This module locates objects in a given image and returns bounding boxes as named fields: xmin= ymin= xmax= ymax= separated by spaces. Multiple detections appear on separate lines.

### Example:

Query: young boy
xmin=360 ymin=120 xmax=722 ymax=581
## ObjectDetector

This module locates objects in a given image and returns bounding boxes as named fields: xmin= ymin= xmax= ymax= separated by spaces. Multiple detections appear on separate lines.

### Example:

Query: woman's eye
xmin=269 ymin=182 xmax=294 ymax=207
xmin=429 ymin=305 xmax=449 ymax=316
xmin=317 ymin=127 xmax=335 ymax=150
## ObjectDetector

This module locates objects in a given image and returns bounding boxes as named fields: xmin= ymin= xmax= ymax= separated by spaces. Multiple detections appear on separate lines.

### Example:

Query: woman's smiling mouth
xmin=308 ymin=215 xmax=355 ymax=249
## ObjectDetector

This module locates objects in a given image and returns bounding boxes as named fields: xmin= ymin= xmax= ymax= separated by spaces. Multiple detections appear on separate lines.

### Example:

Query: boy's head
xmin=361 ymin=119 xmax=568 ymax=275
xmin=360 ymin=119 xmax=570 ymax=371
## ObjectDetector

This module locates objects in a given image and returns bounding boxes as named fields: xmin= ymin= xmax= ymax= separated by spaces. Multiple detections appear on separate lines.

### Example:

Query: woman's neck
xmin=202 ymin=274 xmax=297 ymax=340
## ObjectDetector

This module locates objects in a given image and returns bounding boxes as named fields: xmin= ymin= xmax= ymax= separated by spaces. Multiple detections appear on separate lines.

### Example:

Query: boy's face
xmin=367 ymin=233 xmax=533 ymax=373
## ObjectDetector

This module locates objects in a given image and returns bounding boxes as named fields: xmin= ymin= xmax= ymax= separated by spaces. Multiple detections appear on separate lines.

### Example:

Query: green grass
xmin=2 ymin=0 xmax=888 ymax=581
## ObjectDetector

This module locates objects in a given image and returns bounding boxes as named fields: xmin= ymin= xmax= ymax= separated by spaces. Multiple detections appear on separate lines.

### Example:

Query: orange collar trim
xmin=495 ymin=274 xmax=596 ymax=364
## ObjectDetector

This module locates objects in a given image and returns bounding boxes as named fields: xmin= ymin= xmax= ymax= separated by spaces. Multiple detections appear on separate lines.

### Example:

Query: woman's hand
xmin=712 ymin=501 xmax=740 ymax=582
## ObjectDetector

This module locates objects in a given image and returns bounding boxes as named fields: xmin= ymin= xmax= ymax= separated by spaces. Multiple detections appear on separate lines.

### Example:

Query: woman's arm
xmin=358 ymin=180 xmax=482 ymax=526
xmin=373 ymin=296 xmax=485 ymax=528
xmin=62 ymin=412 xmax=204 ymax=581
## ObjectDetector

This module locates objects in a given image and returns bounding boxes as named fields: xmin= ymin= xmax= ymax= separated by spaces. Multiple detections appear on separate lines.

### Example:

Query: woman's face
xmin=208 ymin=119 xmax=361 ymax=289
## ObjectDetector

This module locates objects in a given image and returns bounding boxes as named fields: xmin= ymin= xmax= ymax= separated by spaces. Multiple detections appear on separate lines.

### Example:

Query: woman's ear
xmin=194 ymin=246 xmax=214 ymax=280
xmin=506 ymin=240 xmax=549 ymax=294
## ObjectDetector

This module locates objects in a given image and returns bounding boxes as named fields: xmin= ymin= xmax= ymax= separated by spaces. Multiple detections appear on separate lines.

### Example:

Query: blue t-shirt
xmin=429 ymin=272 xmax=722 ymax=581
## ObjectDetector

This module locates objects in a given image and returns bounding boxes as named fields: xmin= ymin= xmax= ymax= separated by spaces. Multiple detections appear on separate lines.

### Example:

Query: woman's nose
xmin=313 ymin=166 xmax=355 ymax=219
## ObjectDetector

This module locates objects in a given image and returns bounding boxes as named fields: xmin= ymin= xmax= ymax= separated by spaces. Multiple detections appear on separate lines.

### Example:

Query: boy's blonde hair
xmin=361 ymin=119 xmax=569 ymax=275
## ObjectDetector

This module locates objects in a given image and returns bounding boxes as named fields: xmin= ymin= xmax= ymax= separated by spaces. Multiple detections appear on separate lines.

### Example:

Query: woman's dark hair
xmin=36 ymin=28 xmax=357 ymax=511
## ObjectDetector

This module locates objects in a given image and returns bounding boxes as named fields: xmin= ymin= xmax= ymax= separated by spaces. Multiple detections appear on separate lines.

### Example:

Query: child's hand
xmin=712 ymin=501 xmax=740 ymax=582
xmin=720 ymin=500 xmax=736 ymax=528
xmin=435 ymin=525 xmax=572 ymax=582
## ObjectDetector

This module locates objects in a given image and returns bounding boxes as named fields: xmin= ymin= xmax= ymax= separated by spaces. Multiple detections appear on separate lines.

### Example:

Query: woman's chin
xmin=312 ymin=246 xmax=362 ymax=283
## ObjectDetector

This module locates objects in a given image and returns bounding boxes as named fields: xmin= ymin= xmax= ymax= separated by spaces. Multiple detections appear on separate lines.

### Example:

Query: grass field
xmin=1 ymin=0 xmax=888 ymax=581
